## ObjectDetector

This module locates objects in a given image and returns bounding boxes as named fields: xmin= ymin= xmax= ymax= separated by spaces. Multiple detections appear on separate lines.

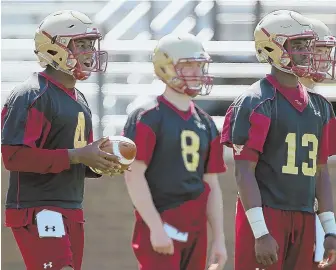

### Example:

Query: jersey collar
xmin=266 ymin=74 xmax=308 ymax=112
xmin=39 ymin=72 xmax=77 ymax=101
xmin=158 ymin=95 xmax=195 ymax=121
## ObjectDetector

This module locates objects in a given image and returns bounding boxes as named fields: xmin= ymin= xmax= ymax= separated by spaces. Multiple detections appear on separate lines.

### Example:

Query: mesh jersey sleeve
xmin=123 ymin=108 xmax=159 ymax=165
xmin=221 ymin=95 xmax=272 ymax=161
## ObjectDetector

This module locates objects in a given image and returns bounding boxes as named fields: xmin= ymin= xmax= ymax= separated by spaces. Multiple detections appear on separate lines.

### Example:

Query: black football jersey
xmin=222 ymin=75 xmax=335 ymax=213
xmin=123 ymin=95 xmax=226 ymax=212
xmin=2 ymin=72 xmax=93 ymax=209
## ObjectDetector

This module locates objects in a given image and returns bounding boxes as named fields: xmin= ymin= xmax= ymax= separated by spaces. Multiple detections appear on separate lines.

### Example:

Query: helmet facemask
xmin=283 ymin=36 xmax=316 ymax=78
xmin=256 ymin=29 xmax=317 ymax=78
xmin=172 ymin=55 xmax=213 ymax=97
xmin=153 ymin=51 xmax=213 ymax=98
xmin=68 ymin=36 xmax=108 ymax=80
xmin=35 ymin=29 xmax=108 ymax=81
xmin=311 ymin=35 xmax=336 ymax=82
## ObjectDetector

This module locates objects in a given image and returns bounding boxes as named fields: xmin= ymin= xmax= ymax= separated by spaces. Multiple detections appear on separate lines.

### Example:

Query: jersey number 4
xmin=74 ymin=112 xmax=87 ymax=148
xmin=282 ymin=133 xmax=318 ymax=176
xmin=181 ymin=130 xmax=200 ymax=172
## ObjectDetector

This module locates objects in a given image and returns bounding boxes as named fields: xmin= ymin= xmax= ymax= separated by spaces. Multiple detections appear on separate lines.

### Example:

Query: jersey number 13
xmin=282 ymin=133 xmax=318 ymax=176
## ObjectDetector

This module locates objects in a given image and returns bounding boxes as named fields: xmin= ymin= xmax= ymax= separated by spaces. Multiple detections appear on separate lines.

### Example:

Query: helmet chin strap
xmin=72 ymin=61 xmax=92 ymax=80
xmin=168 ymin=75 xmax=213 ymax=97
xmin=273 ymin=61 xmax=313 ymax=78
xmin=184 ymin=89 xmax=200 ymax=98
xmin=171 ymin=82 xmax=201 ymax=97
xmin=73 ymin=70 xmax=90 ymax=80
xmin=168 ymin=83 xmax=196 ymax=97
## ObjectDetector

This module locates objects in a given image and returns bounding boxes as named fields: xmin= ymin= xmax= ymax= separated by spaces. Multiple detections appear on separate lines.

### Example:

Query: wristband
xmin=318 ymin=212 xmax=336 ymax=235
xmin=245 ymin=207 xmax=269 ymax=239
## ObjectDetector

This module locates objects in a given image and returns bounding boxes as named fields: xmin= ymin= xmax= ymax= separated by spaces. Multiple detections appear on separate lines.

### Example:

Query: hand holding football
xmin=101 ymin=136 xmax=137 ymax=167
xmin=90 ymin=136 xmax=137 ymax=175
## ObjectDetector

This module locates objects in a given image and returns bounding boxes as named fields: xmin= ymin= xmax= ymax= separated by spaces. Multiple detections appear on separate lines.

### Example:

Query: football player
xmin=122 ymin=33 xmax=227 ymax=270
xmin=221 ymin=10 xmax=336 ymax=270
xmin=299 ymin=18 xmax=336 ymax=270
xmin=300 ymin=18 xmax=336 ymax=89
xmin=1 ymin=10 xmax=121 ymax=270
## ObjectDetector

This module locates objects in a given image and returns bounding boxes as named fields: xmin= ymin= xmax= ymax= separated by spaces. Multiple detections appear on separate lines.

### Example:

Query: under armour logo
xmin=44 ymin=262 xmax=53 ymax=269
xmin=314 ymin=110 xmax=321 ymax=117
xmin=194 ymin=120 xmax=206 ymax=130
xmin=233 ymin=144 xmax=244 ymax=155
xmin=45 ymin=226 xmax=56 ymax=232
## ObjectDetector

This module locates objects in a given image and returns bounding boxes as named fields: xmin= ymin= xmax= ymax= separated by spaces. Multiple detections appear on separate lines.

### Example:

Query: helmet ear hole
xmin=265 ymin=47 xmax=274 ymax=52
xmin=47 ymin=50 xmax=58 ymax=56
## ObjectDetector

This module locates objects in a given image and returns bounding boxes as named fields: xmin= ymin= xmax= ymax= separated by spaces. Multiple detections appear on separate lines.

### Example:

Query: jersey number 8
xmin=181 ymin=130 xmax=200 ymax=172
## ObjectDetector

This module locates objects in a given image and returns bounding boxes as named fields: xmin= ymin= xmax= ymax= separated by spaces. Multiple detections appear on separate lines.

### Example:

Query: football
xmin=101 ymin=136 xmax=137 ymax=167
xmin=90 ymin=136 xmax=137 ymax=175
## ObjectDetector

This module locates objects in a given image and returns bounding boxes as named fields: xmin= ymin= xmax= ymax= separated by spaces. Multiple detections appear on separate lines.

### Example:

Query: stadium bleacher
xmin=2 ymin=0 xmax=336 ymax=145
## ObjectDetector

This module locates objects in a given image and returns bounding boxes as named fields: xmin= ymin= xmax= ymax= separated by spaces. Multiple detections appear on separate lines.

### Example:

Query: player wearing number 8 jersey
xmin=1 ymin=10 xmax=120 ymax=270
xmin=221 ymin=10 xmax=336 ymax=270
xmin=123 ymin=33 xmax=227 ymax=270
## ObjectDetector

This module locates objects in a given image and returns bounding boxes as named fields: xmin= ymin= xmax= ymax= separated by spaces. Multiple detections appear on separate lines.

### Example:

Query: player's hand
xmin=69 ymin=137 xmax=121 ymax=171
xmin=150 ymin=227 xmax=174 ymax=255
xmin=255 ymin=233 xmax=279 ymax=266
xmin=207 ymin=238 xmax=227 ymax=270
xmin=318 ymin=236 xmax=336 ymax=268
xmin=96 ymin=164 xmax=131 ymax=176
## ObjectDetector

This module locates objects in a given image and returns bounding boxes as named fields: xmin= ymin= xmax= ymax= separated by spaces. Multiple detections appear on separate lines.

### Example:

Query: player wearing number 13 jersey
xmin=1 ymin=11 xmax=118 ymax=270
xmin=221 ymin=10 xmax=336 ymax=270
xmin=123 ymin=34 xmax=227 ymax=270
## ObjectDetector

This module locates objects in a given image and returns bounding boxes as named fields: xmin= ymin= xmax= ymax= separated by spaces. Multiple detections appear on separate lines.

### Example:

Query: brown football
xmin=100 ymin=136 xmax=137 ymax=169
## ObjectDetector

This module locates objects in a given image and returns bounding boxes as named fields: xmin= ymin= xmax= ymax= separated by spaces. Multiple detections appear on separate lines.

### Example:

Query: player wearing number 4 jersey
xmin=123 ymin=34 xmax=227 ymax=270
xmin=221 ymin=10 xmax=336 ymax=270
xmin=1 ymin=10 xmax=120 ymax=270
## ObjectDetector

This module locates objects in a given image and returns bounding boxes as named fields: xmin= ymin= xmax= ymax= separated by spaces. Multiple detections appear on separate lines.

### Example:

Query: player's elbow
xmin=2 ymin=156 xmax=13 ymax=171
xmin=1 ymin=145 xmax=17 ymax=171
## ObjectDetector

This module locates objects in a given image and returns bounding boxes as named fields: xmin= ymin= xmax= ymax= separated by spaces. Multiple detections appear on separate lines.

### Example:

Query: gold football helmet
xmin=254 ymin=10 xmax=317 ymax=78
xmin=34 ymin=10 xmax=108 ymax=80
xmin=310 ymin=18 xmax=336 ymax=82
xmin=152 ymin=33 xmax=213 ymax=97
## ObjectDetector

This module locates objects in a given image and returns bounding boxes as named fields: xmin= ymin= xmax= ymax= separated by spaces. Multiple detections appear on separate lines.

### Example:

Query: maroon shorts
xmin=235 ymin=199 xmax=315 ymax=270
xmin=132 ymin=184 xmax=210 ymax=270
xmin=5 ymin=206 xmax=85 ymax=270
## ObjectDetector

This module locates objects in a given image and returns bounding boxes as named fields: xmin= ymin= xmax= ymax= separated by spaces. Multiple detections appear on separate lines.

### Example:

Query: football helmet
xmin=34 ymin=10 xmax=108 ymax=80
xmin=152 ymin=33 xmax=213 ymax=97
xmin=254 ymin=10 xmax=317 ymax=78
xmin=309 ymin=18 xmax=336 ymax=82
